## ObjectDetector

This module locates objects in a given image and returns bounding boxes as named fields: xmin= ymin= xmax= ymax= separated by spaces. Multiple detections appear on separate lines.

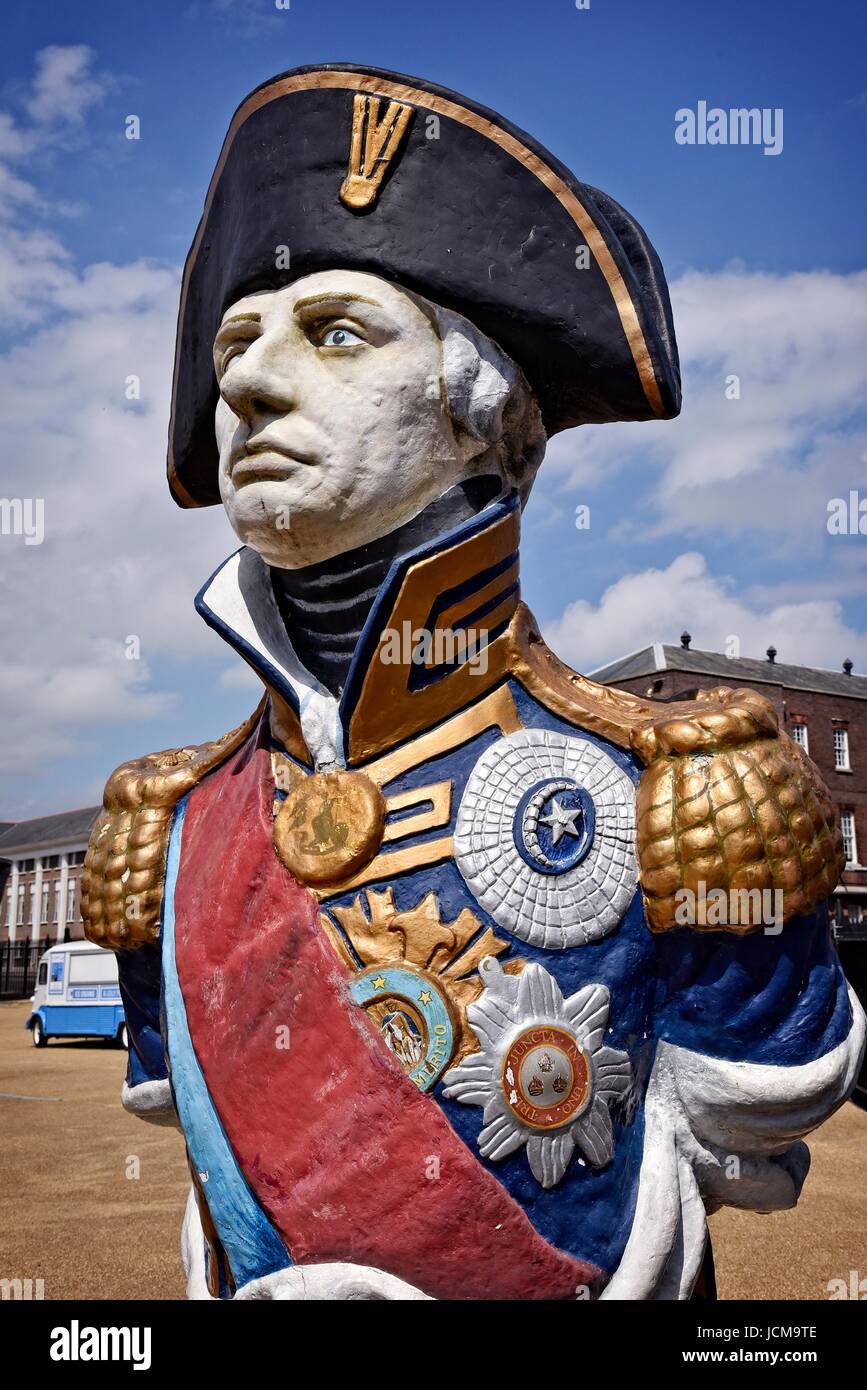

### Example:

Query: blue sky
xmin=1 ymin=0 xmax=866 ymax=817
xmin=5 ymin=0 xmax=867 ymax=274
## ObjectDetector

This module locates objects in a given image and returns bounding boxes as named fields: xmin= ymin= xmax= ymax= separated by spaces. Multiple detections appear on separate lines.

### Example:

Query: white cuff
xmin=234 ymin=1265 xmax=432 ymax=1300
xmin=121 ymin=1078 xmax=180 ymax=1128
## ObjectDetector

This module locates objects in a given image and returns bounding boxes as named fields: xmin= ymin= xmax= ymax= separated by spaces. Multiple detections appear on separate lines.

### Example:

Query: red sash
xmin=173 ymin=722 xmax=602 ymax=1299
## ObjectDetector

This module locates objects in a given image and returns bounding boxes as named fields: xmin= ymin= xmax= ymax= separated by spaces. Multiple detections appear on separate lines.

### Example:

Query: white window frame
xmin=834 ymin=727 xmax=851 ymax=771
xmin=66 ymin=879 xmax=76 ymax=923
xmin=790 ymin=721 xmax=809 ymax=754
xmin=16 ymin=885 xmax=25 ymax=926
xmin=841 ymin=810 xmax=858 ymax=866
xmin=41 ymin=882 xmax=49 ymax=924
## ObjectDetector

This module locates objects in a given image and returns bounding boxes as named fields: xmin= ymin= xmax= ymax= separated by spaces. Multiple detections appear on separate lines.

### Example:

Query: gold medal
xmin=273 ymin=769 xmax=386 ymax=886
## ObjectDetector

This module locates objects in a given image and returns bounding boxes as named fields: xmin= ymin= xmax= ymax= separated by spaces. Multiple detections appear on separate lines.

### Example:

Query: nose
xmin=218 ymin=338 xmax=297 ymax=427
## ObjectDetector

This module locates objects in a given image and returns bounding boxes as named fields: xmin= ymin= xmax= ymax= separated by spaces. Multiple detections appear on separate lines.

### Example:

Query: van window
xmin=68 ymin=952 xmax=117 ymax=985
xmin=37 ymin=962 xmax=47 ymax=986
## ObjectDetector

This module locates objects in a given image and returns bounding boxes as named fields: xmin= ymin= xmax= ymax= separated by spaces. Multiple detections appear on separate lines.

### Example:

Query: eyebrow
xmin=293 ymin=291 xmax=383 ymax=312
xmin=218 ymin=311 xmax=262 ymax=329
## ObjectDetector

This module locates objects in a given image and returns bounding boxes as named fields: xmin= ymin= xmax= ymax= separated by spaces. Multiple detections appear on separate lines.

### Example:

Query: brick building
xmin=589 ymin=638 xmax=867 ymax=934
xmin=0 ymin=807 xmax=100 ymax=946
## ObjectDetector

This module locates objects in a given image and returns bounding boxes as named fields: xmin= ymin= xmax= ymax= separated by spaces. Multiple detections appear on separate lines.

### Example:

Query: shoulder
xmin=508 ymin=605 xmax=660 ymax=750
xmin=511 ymin=609 xmax=843 ymax=934
xmin=509 ymin=606 xmax=758 ymax=753
xmin=81 ymin=702 xmax=264 ymax=950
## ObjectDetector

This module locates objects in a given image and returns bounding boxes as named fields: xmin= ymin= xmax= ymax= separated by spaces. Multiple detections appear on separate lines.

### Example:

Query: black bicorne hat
xmin=168 ymin=62 xmax=681 ymax=507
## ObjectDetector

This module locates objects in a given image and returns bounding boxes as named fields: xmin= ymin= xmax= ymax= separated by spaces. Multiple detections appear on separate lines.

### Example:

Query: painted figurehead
xmin=81 ymin=65 xmax=862 ymax=1304
xmin=168 ymin=64 xmax=680 ymax=699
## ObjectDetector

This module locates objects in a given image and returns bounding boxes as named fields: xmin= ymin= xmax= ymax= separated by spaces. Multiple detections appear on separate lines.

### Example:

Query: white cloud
xmin=541 ymin=263 xmax=867 ymax=675
xmin=26 ymin=45 xmax=107 ymax=128
xmin=0 ymin=226 xmax=72 ymax=323
xmin=544 ymin=551 xmax=867 ymax=676
xmin=218 ymin=663 xmax=262 ymax=692
xmin=545 ymin=266 xmax=867 ymax=545
xmin=0 ymin=656 xmax=174 ymax=779
xmin=0 ymin=112 xmax=36 ymax=160
xmin=0 ymin=48 xmax=247 ymax=806
xmin=0 ymin=45 xmax=108 ymax=225
xmin=662 ymin=267 xmax=867 ymax=490
xmin=0 ymin=252 xmax=234 ymax=785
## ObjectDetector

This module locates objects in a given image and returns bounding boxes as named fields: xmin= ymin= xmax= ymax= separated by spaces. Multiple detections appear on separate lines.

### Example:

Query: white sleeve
xmin=601 ymin=986 xmax=866 ymax=1301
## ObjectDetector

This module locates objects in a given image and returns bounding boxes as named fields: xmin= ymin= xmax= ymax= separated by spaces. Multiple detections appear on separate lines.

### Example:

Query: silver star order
xmin=538 ymin=796 xmax=583 ymax=845
xmin=442 ymin=956 xmax=632 ymax=1189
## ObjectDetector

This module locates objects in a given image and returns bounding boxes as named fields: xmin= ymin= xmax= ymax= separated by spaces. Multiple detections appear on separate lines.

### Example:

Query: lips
xmin=230 ymin=439 xmax=314 ymax=483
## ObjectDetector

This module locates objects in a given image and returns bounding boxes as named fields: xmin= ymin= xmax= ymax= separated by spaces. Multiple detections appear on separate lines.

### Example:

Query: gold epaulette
xmin=631 ymin=686 xmax=844 ymax=933
xmin=81 ymin=702 xmax=264 ymax=951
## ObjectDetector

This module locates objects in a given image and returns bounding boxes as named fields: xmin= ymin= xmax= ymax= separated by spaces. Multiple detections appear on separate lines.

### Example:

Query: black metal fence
xmin=0 ymin=937 xmax=50 ymax=999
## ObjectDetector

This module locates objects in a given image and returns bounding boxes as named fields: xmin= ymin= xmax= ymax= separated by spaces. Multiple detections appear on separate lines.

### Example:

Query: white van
xmin=25 ymin=940 xmax=127 ymax=1048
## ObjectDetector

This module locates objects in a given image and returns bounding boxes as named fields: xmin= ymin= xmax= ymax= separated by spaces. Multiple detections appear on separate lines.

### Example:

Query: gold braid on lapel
xmin=630 ymin=685 xmax=844 ymax=933
xmin=81 ymin=701 xmax=265 ymax=950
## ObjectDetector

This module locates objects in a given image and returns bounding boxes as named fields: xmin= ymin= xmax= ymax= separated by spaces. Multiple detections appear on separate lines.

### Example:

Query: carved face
xmin=214 ymin=269 xmax=473 ymax=568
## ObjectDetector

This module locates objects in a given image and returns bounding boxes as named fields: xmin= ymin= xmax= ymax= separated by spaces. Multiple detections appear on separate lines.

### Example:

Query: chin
xmin=222 ymin=478 xmax=422 ymax=568
xmin=226 ymin=480 xmax=304 ymax=530
xmin=223 ymin=489 xmax=333 ymax=568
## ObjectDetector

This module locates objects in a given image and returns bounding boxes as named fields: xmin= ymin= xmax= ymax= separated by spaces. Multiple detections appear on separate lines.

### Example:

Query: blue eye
xmin=321 ymin=326 xmax=363 ymax=347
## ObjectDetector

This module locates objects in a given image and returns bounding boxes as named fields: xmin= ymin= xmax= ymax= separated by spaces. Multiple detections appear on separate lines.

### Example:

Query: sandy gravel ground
xmin=0 ymin=999 xmax=188 ymax=1300
xmin=0 ymin=998 xmax=863 ymax=1301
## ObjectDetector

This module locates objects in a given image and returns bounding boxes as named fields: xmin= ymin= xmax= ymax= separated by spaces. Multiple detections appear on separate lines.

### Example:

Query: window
xmin=68 ymin=850 xmax=86 ymax=867
xmin=790 ymin=722 xmax=808 ymax=753
xmin=834 ymin=727 xmax=851 ymax=771
xmin=37 ymin=962 xmax=47 ymax=986
xmin=16 ymin=885 xmax=24 ymax=926
xmin=66 ymin=879 xmax=77 ymax=923
xmin=41 ymin=883 xmax=49 ymax=924
xmin=5 ymin=887 xmax=11 ymax=928
xmin=53 ymin=884 xmax=61 ymax=924
xmin=841 ymin=810 xmax=858 ymax=866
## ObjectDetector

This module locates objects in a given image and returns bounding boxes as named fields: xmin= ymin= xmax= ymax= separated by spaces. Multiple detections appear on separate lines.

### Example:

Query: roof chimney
xmin=766 ymin=645 xmax=777 ymax=664
xmin=680 ymin=630 xmax=691 ymax=650
xmin=843 ymin=658 xmax=853 ymax=675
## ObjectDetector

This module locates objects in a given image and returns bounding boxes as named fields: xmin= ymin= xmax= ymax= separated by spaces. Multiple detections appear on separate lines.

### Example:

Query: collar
xmin=196 ymin=493 xmax=521 ymax=769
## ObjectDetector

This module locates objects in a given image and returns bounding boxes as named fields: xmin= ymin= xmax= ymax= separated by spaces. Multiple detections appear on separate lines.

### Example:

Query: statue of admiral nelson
xmin=82 ymin=63 xmax=865 ymax=1301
